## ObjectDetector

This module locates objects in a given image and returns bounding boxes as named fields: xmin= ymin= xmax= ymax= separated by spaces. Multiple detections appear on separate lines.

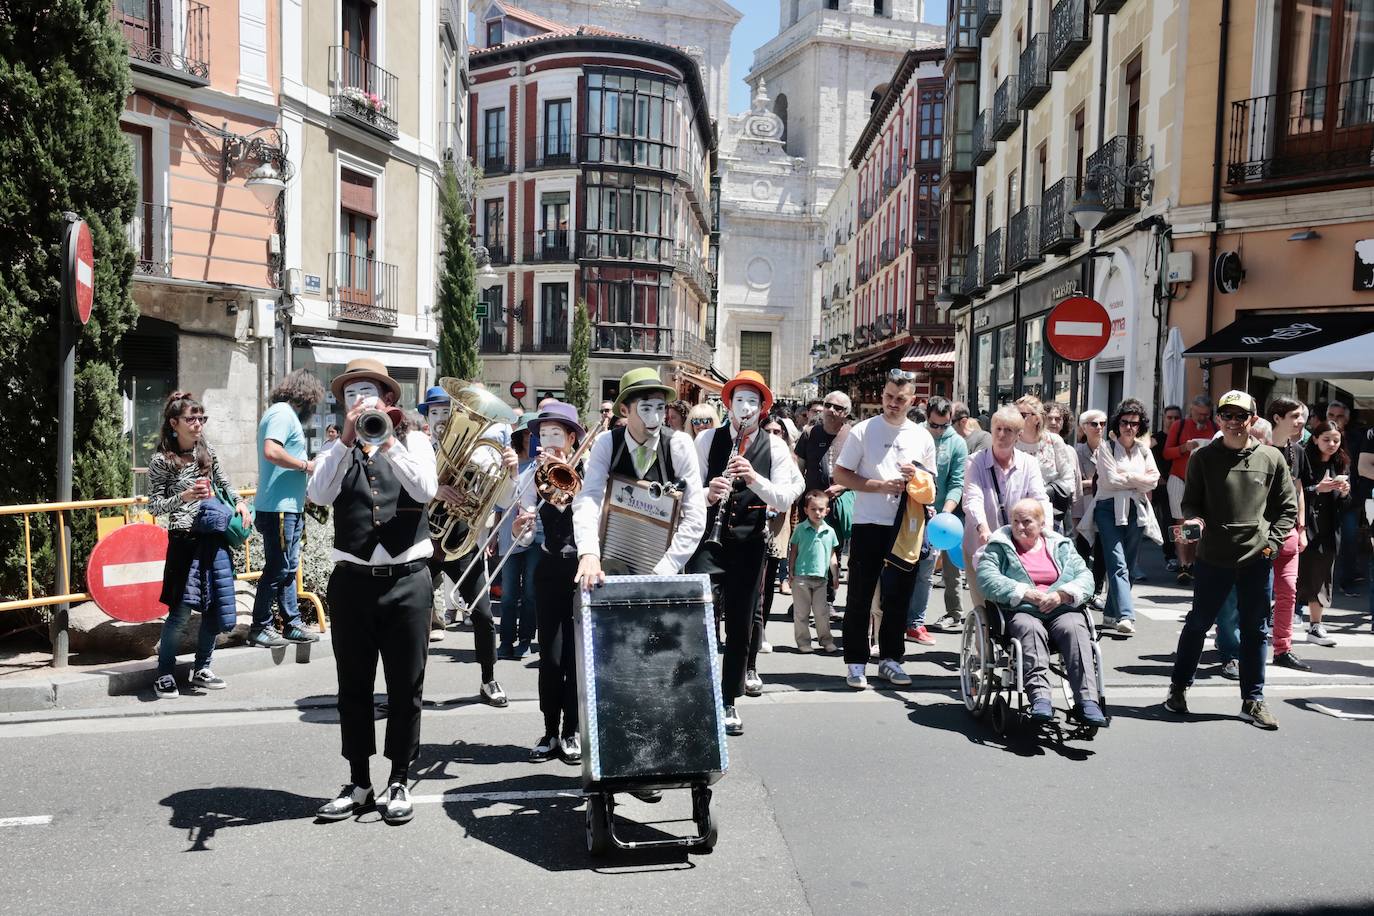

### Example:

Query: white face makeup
xmin=343 ymin=380 xmax=382 ymax=409
xmin=427 ymin=403 xmax=451 ymax=442
xmin=730 ymin=389 xmax=762 ymax=429
xmin=541 ymin=423 xmax=571 ymax=453
xmin=636 ymin=398 xmax=667 ymax=432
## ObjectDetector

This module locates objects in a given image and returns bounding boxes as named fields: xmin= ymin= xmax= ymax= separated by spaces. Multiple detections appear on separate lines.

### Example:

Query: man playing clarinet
xmin=692 ymin=371 xmax=804 ymax=737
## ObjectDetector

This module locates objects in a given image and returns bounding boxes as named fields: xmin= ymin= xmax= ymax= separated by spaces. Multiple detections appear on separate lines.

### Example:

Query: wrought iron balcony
xmin=1049 ymin=0 xmax=1091 ymax=72
xmin=527 ymin=133 xmax=576 ymax=169
xmin=992 ymin=76 xmax=1020 ymax=140
xmin=947 ymin=0 xmax=978 ymax=53
xmin=832 ymin=282 xmax=842 ymax=300
xmin=961 ymin=245 xmax=987 ymax=297
xmin=1226 ymin=76 xmax=1374 ymax=192
xmin=479 ymin=300 xmax=509 ymax=354
xmin=834 ymin=228 xmax=845 ymax=247
xmin=525 ymin=230 xmax=571 ymax=263
xmin=976 ymin=0 xmax=1002 ymax=39
xmin=821 ymin=246 xmax=834 ymax=263
xmin=673 ymin=329 xmax=712 ymax=369
xmin=1085 ymin=135 xmax=1144 ymax=228
xmin=329 ymin=252 xmax=399 ymax=326
xmin=576 ymin=231 xmax=673 ymax=264
xmin=1007 ymin=205 xmax=1043 ymax=271
xmin=330 ymin=46 xmax=399 ymax=140
xmin=857 ymin=259 xmax=873 ymax=284
xmin=593 ymin=325 xmax=673 ymax=358
xmin=673 ymin=247 xmax=712 ymax=297
xmin=859 ymin=197 xmax=876 ymax=223
xmin=480 ymin=141 xmax=510 ymax=176
xmin=879 ymin=239 xmax=897 ymax=267
xmin=984 ymin=228 xmax=1009 ymax=284
xmin=821 ymin=296 xmax=830 ymax=312
xmin=483 ymin=240 xmax=509 ymax=265
xmin=528 ymin=328 xmax=570 ymax=353
xmin=114 ymin=0 xmax=210 ymax=86
xmin=127 ymin=201 xmax=172 ymax=277
xmin=1093 ymin=0 xmax=1128 ymax=12
xmin=439 ymin=121 xmax=460 ymax=161
xmin=1018 ymin=34 xmax=1051 ymax=109
xmin=972 ymin=110 xmax=995 ymax=167
xmin=1039 ymin=176 xmax=1080 ymax=255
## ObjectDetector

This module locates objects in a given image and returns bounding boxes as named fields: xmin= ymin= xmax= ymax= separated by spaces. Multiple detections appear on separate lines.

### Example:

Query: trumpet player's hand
xmin=707 ymin=476 xmax=732 ymax=505
xmin=340 ymin=400 xmax=370 ymax=448
xmin=436 ymin=484 xmax=464 ymax=505
xmin=575 ymin=554 xmax=605 ymax=589
xmin=512 ymin=509 xmax=535 ymax=538
xmin=726 ymin=455 xmax=757 ymax=486
xmin=501 ymin=447 xmax=519 ymax=472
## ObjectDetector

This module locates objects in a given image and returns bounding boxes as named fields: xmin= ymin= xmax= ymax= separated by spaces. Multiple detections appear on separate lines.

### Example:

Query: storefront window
xmin=1051 ymin=354 xmax=1073 ymax=411
xmin=996 ymin=326 xmax=1015 ymax=408
xmin=1022 ymin=315 xmax=1045 ymax=398
xmin=975 ymin=331 xmax=992 ymax=417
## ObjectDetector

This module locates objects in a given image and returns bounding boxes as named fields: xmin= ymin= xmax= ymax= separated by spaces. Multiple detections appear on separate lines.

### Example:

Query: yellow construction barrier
xmin=0 ymin=490 xmax=326 ymax=632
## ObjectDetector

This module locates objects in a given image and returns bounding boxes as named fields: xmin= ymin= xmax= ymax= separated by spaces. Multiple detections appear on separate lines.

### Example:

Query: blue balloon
xmin=944 ymin=546 xmax=965 ymax=570
xmin=927 ymin=512 xmax=963 ymax=552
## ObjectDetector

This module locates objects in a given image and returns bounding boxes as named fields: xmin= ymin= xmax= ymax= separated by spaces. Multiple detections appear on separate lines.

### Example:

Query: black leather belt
xmin=335 ymin=558 xmax=429 ymax=578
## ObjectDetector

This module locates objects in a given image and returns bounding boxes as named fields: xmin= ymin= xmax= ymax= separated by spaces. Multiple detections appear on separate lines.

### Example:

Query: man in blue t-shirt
xmin=250 ymin=369 xmax=326 ymax=647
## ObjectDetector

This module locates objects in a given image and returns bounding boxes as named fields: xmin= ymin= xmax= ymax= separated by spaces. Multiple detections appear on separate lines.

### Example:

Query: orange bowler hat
xmin=720 ymin=370 xmax=774 ymax=418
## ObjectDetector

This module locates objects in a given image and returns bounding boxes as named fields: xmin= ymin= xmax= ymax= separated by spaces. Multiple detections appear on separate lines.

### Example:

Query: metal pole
xmin=53 ymin=214 xmax=79 ymax=667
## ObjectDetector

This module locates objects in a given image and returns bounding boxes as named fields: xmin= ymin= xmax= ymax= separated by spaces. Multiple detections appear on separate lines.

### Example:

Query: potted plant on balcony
xmin=341 ymin=86 xmax=389 ymax=117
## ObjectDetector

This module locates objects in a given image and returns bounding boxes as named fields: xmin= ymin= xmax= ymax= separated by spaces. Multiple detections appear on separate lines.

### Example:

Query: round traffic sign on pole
xmin=86 ymin=523 xmax=170 ymax=622
xmin=64 ymin=219 xmax=94 ymax=325
xmin=1046 ymin=296 xmax=1112 ymax=362
xmin=509 ymin=380 xmax=527 ymax=400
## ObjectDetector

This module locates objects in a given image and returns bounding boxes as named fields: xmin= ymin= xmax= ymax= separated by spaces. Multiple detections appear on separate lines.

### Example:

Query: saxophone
xmin=427 ymin=378 xmax=519 ymax=561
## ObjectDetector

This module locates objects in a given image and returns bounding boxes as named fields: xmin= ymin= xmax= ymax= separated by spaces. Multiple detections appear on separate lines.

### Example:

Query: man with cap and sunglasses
xmin=1165 ymin=389 xmax=1298 ymax=730
xmin=307 ymin=358 xmax=437 ymax=824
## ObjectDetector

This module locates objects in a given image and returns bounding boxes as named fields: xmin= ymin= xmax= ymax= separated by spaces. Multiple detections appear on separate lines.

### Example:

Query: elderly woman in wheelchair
xmin=962 ymin=498 xmax=1108 ymax=736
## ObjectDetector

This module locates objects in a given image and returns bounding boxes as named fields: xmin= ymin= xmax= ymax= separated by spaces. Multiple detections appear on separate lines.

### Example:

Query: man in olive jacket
xmin=1165 ymin=390 xmax=1298 ymax=730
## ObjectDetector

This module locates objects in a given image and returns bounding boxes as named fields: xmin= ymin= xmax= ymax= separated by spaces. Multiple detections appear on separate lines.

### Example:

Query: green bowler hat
xmin=612 ymin=367 xmax=677 ymax=414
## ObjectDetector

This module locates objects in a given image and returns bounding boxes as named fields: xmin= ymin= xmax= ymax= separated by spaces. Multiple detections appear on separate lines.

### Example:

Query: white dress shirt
xmin=306 ymin=431 xmax=439 ymax=565
xmin=694 ymin=425 xmax=805 ymax=514
xmin=572 ymin=427 xmax=706 ymax=575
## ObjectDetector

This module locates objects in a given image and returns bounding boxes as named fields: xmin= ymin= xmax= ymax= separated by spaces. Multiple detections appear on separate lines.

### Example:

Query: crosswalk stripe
xmin=409 ymin=789 xmax=582 ymax=806
xmin=0 ymin=815 xmax=52 ymax=827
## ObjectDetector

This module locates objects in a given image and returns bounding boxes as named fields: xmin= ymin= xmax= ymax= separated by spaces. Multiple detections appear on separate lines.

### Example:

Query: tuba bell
xmin=428 ymin=378 xmax=518 ymax=561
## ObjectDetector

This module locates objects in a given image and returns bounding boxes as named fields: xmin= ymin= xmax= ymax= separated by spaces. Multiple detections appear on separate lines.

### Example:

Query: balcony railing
xmin=961 ymin=245 xmax=986 ymax=297
xmin=593 ymin=325 xmax=673 ymax=357
xmin=480 ymin=141 xmax=510 ymax=176
xmin=879 ymin=239 xmax=897 ymax=267
xmin=821 ymin=246 xmax=834 ymax=263
xmin=947 ymin=0 xmax=978 ymax=52
xmin=1007 ymin=205 xmax=1043 ymax=271
xmin=673 ymin=329 xmax=712 ymax=368
xmin=1019 ymin=34 xmax=1051 ymax=110
xmin=114 ymin=0 xmax=210 ymax=85
xmin=577 ymin=231 xmax=673 ymax=264
xmin=1085 ymin=135 xmax=1144 ymax=229
xmin=1039 ymin=176 xmax=1080 ymax=255
xmin=480 ymin=301 xmax=509 ymax=354
xmin=857 ymin=260 xmax=873 ymax=284
xmin=127 ymin=201 xmax=172 ymax=277
xmin=525 ymin=230 xmax=571 ymax=263
xmin=329 ymin=252 xmax=399 ymax=326
xmin=1226 ymin=76 xmax=1374 ymax=192
xmin=993 ymin=76 xmax=1020 ymax=140
xmin=976 ymin=0 xmax=1002 ymax=39
xmin=330 ymin=46 xmax=399 ymax=140
xmin=832 ymin=282 xmax=842 ymax=299
xmin=835 ymin=228 xmax=846 ymax=247
xmin=1050 ymin=0 xmax=1091 ymax=71
xmin=483 ymin=240 xmax=509 ymax=265
xmin=972 ymin=110 xmax=995 ymax=166
xmin=673 ymin=247 xmax=712 ymax=297
xmin=439 ymin=121 xmax=460 ymax=161
xmin=1093 ymin=0 xmax=1128 ymax=12
xmin=859 ymin=198 xmax=876 ymax=223
xmin=984 ymin=228 xmax=1008 ymax=284
xmin=527 ymin=133 xmax=576 ymax=169
xmin=529 ymin=328 xmax=570 ymax=353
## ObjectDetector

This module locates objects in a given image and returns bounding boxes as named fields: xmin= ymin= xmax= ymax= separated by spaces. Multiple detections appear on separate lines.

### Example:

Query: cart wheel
xmin=1080 ymin=724 xmax=1099 ymax=741
xmin=585 ymin=793 xmax=610 ymax=856
xmin=692 ymin=785 xmax=718 ymax=852
xmin=990 ymin=694 xmax=1009 ymax=736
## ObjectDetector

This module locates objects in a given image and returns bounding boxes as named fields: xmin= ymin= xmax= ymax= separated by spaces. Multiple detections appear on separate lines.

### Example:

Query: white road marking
xmin=410 ymin=788 xmax=582 ymax=806
xmin=102 ymin=560 xmax=165 ymax=587
xmin=0 ymin=815 xmax=52 ymax=827
xmin=1307 ymin=703 xmax=1374 ymax=721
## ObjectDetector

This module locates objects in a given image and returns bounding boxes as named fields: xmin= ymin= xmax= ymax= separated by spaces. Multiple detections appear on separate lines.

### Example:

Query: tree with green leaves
xmin=436 ymin=162 xmax=482 ymax=381
xmin=566 ymin=297 xmax=591 ymax=422
xmin=0 ymin=4 xmax=139 ymax=614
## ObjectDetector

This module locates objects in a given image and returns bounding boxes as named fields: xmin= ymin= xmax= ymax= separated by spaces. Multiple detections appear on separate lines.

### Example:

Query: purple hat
xmin=529 ymin=401 xmax=585 ymax=440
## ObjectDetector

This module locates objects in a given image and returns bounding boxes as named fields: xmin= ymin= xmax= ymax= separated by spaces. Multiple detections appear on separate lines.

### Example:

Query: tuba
xmin=428 ymin=378 xmax=519 ymax=561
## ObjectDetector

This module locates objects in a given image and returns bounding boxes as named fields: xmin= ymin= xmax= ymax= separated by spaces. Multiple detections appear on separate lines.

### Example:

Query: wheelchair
xmin=958 ymin=602 xmax=1109 ymax=741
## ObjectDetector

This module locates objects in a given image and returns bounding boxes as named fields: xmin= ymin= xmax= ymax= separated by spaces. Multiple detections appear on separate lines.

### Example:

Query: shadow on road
xmin=900 ymin=697 xmax=1098 ymax=761
xmin=160 ymin=787 xmax=325 ymax=852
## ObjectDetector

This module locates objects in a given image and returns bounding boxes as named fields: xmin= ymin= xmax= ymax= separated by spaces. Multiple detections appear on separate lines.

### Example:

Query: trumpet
xmin=355 ymin=407 xmax=394 ymax=448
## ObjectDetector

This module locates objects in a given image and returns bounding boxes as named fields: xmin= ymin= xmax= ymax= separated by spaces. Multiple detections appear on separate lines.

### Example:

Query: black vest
xmin=703 ymin=425 xmax=773 ymax=543
xmin=539 ymin=502 xmax=576 ymax=556
xmin=333 ymin=444 xmax=429 ymax=559
xmin=607 ymin=426 xmax=677 ymax=484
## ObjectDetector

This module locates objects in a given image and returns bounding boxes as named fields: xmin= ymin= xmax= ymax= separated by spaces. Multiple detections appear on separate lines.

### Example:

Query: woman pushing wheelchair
xmin=973 ymin=498 xmax=1108 ymax=729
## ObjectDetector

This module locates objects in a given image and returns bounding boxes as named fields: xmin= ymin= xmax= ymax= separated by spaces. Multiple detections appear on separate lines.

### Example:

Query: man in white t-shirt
xmin=832 ymin=369 xmax=937 ymax=689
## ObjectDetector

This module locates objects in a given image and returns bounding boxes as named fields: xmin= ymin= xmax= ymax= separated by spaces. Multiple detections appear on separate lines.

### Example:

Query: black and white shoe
xmin=743 ymin=669 xmax=763 ymax=697
xmin=481 ymin=680 xmax=508 ymax=707
xmin=190 ymin=668 xmax=226 ymax=690
xmin=723 ymin=705 xmax=743 ymax=736
xmin=153 ymin=674 xmax=179 ymax=699
xmin=558 ymin=733 xmax=582 ymax=765
xmin=381 ymin=782 xmax=414 ymax=824
xmin=530 ymin=734 xmax=559 ymax=762
xmin=317 ymin=784 xmax=375 ymax=821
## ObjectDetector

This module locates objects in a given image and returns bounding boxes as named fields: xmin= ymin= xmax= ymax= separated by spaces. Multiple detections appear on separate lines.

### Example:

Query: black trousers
xmin=534 ymin=551 xmax=579 ymax=738
xmin=429 ymin=547 xmax=496 ymax=682
xmin=714 ymin=536 xmax=767 ymax=705
xmin=1075 ymin=534 xmax=1107 ymax=595
xmin=328 ymin=563 xmax=432 ymax=765
xmin=842 ymin=523 xmax=908 ymax=665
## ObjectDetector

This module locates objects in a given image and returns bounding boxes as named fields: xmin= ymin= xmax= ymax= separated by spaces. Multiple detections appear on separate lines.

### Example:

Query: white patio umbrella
xmin=1269 ymin=330 xmax=1374 ymax=380
xmin=1161 ymin=326 xmax=1186 ymax=410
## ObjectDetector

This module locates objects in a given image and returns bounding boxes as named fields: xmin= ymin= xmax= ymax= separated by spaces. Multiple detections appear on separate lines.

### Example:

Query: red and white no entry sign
xmin=86 ymin=523 xmax=169 ymax=622
xmin=509 ymin=380 xmax=528 ymax=400
xmin=65 ymin=219 xmax=94 ymax=325
xmin=1046 ymin=296 xmax=1112 ymax=362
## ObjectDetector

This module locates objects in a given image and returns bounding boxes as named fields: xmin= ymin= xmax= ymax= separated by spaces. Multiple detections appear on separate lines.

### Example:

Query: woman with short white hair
xmin=1073 ymin=409 xmax=1109 ymax=603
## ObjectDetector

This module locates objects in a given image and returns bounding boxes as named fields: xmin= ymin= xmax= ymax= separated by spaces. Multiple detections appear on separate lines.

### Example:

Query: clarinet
xmin=704 ymin=427 xmax=750 ymax=547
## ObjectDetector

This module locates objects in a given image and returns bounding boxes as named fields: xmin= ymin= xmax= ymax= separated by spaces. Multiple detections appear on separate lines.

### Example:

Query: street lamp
xmin=244 ymin=162 xmax=286 ymax=209
xmin=1069 ymin=177 xmax=1107 ymax=233
xmin=472 ymin=243 xmax=497 ymax=281
xmin=1070 ymin=150 xmax=1156 ymax=234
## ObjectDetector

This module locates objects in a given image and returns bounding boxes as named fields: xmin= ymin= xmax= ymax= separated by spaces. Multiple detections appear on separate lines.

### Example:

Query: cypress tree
xmin=0 ymin=3 xmax=139 ymax=608
xmin=566 ymin=297 xmax=591 ymax=422
xmin=436 ymin=162 xmax=481 ymax=381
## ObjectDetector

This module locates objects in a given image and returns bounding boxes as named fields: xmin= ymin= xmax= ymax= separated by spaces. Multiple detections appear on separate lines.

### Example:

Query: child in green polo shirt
xmin=789 ymin=490 xmax=840 ymax=653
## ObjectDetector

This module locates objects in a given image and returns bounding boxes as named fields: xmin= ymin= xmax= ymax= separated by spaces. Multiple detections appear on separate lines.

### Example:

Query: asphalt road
xmin=4 ymin=553 xmax=1374 ymax=915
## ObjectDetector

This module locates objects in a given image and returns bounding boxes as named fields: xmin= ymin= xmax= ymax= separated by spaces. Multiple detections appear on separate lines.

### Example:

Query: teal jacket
xmin=931 ymin=425 xmax=968 ymax=509
xmin=975 ymin=527 xmax=1095 ymax=615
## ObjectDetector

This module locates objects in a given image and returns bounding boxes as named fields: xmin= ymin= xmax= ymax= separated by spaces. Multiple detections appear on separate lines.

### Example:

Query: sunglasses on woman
xmin=690 ymin=418 xmax=712 ymax=427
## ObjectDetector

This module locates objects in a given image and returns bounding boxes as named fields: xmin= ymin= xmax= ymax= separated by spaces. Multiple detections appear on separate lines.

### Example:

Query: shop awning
xmin=679 ymin=370 xmax=723 ymax=394
xmin=1182 ymin=312 xmax=1374 ymax=360
xmin=1270 ymin=330 xmax=1374 ymax=380
xmin=305 ymin=338 xmax=436 ymax=371
xmin=839 ymin=341 xmax=905 ymax=376
xmin=900 ymin=339 xmax=955 ymax=370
